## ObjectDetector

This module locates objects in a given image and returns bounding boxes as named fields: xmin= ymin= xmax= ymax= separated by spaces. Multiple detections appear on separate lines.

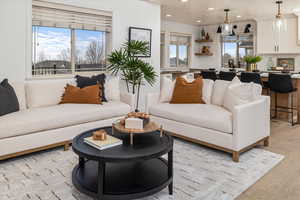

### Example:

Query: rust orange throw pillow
xmin=170 ymin=77 xmax=205 ymax=104
xmin=60 ymin=84 xmax=102 ymax=104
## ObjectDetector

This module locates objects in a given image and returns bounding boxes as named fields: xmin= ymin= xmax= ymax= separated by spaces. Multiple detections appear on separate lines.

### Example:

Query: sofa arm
xmin=120 ymin=92 xmax=135 ymax=112
xmin=145 ymin=93 xmax=160 ymax=113
xmin=232 ymin=96 xmax=270 ymax=151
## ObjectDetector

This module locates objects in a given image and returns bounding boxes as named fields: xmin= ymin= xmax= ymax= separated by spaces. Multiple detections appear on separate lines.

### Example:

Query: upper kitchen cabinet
xmin=257 ymin=17 xmax=300 ymax=54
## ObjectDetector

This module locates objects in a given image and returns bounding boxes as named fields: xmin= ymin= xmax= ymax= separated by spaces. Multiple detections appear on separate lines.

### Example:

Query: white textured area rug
xmin=0 ymin=140 xmax=283 ymax=200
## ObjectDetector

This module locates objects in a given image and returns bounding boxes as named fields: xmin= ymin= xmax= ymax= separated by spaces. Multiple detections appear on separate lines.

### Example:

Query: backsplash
xmin=258 ymin=55 xmax=300 ymax=71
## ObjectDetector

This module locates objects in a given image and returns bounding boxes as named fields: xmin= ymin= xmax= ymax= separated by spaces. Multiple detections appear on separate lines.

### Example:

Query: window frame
xmin=31 ymin=25 xmax=111 ymax=78
xmin=160 ymin=32 xmax=192 ymax=71
xmin=221 ymin=33 xmax=254 ymax=68
xmin=169 ymin=33 xmax=191 ymax=69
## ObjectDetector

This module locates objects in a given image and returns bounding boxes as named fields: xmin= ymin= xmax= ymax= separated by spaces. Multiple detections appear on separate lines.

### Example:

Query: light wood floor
xmin=237 ymin=120 xmax=300 ymax=200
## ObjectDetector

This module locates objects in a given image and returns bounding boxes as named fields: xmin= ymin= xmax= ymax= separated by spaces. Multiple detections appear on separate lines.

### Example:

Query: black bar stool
xmin=268 ymin=73 xmax=297 ymax=126
xmin=219 ymin=71 xmax=236 ymax=81
xmin=201 ymin=70 xmax=217 ymax=81
xmin=240 ymin=72 xmax=262 ymax=85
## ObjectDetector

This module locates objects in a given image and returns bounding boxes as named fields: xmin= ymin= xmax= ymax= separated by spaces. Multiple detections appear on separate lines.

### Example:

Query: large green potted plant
xmin=107 ymin=40 xmax=157 ymax=112
xmin=244 ymin=56 xmax=262 ymax=71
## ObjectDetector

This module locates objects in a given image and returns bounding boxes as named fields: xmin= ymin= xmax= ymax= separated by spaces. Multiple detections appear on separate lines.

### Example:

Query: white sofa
xmin=0 ymin=78 xmax=134 ymax=160
xmin=146 ymin=78 xmax=270 ymax=162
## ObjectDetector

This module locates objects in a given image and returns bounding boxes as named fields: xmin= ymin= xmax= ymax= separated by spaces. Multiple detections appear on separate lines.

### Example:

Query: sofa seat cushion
xmin=0 ymin=102 xmax=130 ymax=139
xmin=149 ymin=103 xmax=232 ymax=134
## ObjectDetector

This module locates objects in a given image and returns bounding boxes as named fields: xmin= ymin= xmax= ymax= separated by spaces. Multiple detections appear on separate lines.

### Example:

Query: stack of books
xmin=84 ymin=135 xmax=122 ymax=150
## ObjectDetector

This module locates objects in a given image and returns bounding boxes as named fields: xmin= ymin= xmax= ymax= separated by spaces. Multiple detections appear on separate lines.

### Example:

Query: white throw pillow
xmin=26 ymin=79 xmax=75 ymax=109
xmin=105 ymin=76 xmax=120 ymax=101
xmin=223 ymin=81 xmax=262 ymax=112
xmin=159 ymin=77 xmax=175 ymax=103
xmin=202 ymin=79 xmax=214 ymax=104
xmin=10 ymin=82 xmax=27 ymax=110
xmin=211 ymin=80 xmax=231 ymax=106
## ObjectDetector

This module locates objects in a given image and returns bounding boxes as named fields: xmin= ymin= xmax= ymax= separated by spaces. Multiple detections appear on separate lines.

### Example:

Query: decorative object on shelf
xmin=244 ymin=24 xmax=252 ymax=33
xmin=231 ymin=25 xmax=238 ymax=36
xmin=93 ymin=130 xmax=108 ymax=141
xmin=244 ymin=56 xmax=262 ymax=71
xmin=205 ymin=33 xmax=210 ymax=40
xmin=228 ymin=59 xmax=235 ymax=68
xmin=201 ymin=28 xmax=206 ymax=40
xmin=201 ymin=46 xmax=211 ymax=54
xmin=277 ymin=58 xmax=295 ymax=71
xmin=129 ymin=27 xmax=152 ymax=57
xmin=266 ymin=57 xmax=275 ymax=70
xmin=108 ymin=40 xmax=157 ymax=112
xmin=273 ymin=1 xmax=287 ymax=35
xmin=216 ymin=9 xmax=232 ymax=35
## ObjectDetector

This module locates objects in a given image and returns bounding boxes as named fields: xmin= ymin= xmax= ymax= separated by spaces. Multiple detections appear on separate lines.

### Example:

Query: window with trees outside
xmin=169 ymin=34 xmax=191 ymax=68
xmin=31 ymin=1 xmax=112 ymax=77
xmin=221 ymin=34 xmax=254 ymax=68
xmin=32 ymin=27 xmax=108 ymax=76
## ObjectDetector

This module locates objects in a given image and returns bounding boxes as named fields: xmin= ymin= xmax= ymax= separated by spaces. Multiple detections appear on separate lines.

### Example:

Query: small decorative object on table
xmin=92 ymin=130 xmax=107 ymax=141
xmin=113 ymin=115 xmax=161 ymax=145
xmin=84 ymin=131 xmax=122 ymax=150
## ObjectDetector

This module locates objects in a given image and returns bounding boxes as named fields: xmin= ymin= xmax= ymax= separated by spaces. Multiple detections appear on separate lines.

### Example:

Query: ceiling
xmin=145 ymin=0 xmax=300 ymax=26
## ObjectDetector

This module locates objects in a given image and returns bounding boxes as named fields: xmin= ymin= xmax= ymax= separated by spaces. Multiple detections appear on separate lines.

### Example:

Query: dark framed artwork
xmin=129 ymin=27 xmax=152 ymax=57
xmin=277 ymin=58 xmax=295 ymax=71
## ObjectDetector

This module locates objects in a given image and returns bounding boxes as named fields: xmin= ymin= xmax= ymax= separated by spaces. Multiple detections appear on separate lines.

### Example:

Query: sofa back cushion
xmin=223 ymin=78 xmax=262 ymax=112
xmin=170 ymin=77 xmax=205 ymax=104
xmin=105 ymin=76 xmax=120 ymax=101
xmin=211 ymin=80 xmax=231 ymax=106
xmin=26 ymin=79 xmax=75 ymax=109
xmin=10 ymin=81 xmax=26 ymax=110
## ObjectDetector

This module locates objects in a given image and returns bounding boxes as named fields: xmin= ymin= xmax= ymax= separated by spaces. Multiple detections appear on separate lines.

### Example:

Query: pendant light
xmin=217 ymin=9 xmax=232 ymax=35
xmin=273 ymin=1 xmax=287 ymax=33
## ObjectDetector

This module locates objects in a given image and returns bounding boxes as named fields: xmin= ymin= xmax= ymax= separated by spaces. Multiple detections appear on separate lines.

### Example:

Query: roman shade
xmin=32 ymin=0 xmax=112 ymax=32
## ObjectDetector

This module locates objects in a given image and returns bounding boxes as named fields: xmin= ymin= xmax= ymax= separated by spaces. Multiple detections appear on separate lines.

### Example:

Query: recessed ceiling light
xmin=181 ymin=0 xmax=189 ymax=2
xmin=237 ymin=15 xmax=242 ymax=18
xmin=196 ymin=20 xmax=201 ymax=23
xmin=166 ymin=14 xmax=172 ymax=17
xmin=208 ymin=7 xmax=215 ymax=11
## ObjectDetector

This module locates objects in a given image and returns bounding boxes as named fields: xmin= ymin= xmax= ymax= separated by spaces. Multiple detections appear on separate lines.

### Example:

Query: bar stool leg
xmin=274 ymin=92 xmax=278 ymax=118
xmin=291 ymin=93 xmax=294 ymax=126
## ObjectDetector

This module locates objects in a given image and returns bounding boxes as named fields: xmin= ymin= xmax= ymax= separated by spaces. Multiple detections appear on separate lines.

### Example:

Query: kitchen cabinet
xmin=257 ymin=17 xmax=300 ymax=54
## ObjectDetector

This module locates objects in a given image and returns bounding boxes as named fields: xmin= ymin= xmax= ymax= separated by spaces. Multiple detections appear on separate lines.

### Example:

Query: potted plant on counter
xmin=244 ymin=56 xmax=262 ymax=72
xmin=108 ymin=40 xmax=157 ymax=112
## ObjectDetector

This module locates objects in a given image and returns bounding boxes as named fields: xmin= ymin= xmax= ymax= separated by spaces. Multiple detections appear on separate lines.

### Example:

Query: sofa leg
xmin=232 ymin=151 xmax=240 ymax=162
xmin=264 ymin=137 xmax=270 ymax=147
xmin=64 ymin=142 xmax=70 ymax=151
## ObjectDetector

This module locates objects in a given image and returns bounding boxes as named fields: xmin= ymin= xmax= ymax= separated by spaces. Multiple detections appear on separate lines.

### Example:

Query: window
xmin=221 ymin=34 xmax=254 ymax=68
xmin=169 ymin=34 xmax=191 ymax=68
xmin=31 ymin=1 xmax=112 ymax=77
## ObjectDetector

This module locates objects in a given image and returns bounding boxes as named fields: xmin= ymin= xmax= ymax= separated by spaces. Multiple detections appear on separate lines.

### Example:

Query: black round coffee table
xmin=72 ymin=126 xmax=173 ymax=200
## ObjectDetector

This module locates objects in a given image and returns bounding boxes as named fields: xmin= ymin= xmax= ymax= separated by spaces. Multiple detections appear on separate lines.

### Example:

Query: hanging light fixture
xmin=217 ymin=9 xmax=232 ymax=35
xmin=273 ymin=1 xmax=287 ymax=33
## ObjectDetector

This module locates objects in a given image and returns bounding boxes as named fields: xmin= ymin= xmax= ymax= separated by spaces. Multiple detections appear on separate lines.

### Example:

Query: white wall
xmin=162 ymin=20 xmax=256 ymax=70
xmin=161 ymin=20 xmax=201 ymax=68
xmin=0 ymin=0 xmax=30 ymax=81
xmin=0 ymin=0 xmax=161 ymax=111
xmin=198 ymin=20 xmax=257 ymax=70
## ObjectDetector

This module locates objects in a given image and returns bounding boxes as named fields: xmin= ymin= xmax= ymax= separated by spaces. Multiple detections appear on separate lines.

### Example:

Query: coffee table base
xmin=72 ymin=158 xmax=173 ymax=200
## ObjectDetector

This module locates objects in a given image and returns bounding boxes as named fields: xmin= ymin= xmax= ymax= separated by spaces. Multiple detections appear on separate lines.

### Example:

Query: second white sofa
xmin=146 ymin=77 xmax=270 ymax=162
